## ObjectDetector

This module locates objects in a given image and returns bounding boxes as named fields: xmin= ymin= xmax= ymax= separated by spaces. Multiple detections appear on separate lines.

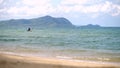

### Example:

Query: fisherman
xmin=27 ymin=27 xmax=31 ymax=31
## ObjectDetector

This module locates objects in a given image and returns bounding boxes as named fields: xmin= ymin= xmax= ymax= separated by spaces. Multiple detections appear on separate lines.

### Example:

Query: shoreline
xmin=1 ymin=51 xmax=120 ymax=63
xmin=0 ymin=53 xmax=120 ymax=68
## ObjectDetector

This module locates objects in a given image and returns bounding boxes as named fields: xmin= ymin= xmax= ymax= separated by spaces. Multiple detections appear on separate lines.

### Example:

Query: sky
xmin=0 ymin=0 xmax=120 ymax=27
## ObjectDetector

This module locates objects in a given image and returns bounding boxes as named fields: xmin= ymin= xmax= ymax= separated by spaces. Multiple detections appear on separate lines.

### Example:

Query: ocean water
xmin=0 ymin=27 xmax=120 ymax=63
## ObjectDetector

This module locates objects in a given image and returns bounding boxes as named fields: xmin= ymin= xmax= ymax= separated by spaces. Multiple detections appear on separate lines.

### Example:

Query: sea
xmin=0 ymin=27 xmax=120 ymax=63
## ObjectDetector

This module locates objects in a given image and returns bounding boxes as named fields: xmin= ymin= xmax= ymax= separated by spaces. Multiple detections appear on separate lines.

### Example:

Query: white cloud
xmin=21 ymin=0 xmax=54 ymax=16
xmin=0 ymin=0 xmax=3 ymax=4
xmin=57 ymin=0 xmax=120 ymax=17
xmin=22 ymin=0 xmax=50 ymax=7
xmin=1 ymin=0 xmax=55 ymax=19
xmin=0 ymin=0 xmax=120 ymax=20
xmin=109 ymin=4 xmax=120 ymax=16
xmin=61 ymin=0 xmax=89 ymax=5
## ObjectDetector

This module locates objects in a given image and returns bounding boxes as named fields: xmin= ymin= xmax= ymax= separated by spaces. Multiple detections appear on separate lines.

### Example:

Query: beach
xmin=0 ymin=53 xmax=120 ymax=68
xmin=0 ymin=0 xmax=120 ymax=67
xmin=0 ymin=28 xmax=120 ymax=68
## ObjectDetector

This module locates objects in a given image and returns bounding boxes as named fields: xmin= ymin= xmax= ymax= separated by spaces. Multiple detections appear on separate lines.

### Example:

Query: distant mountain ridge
xmin=0 ymin=15 xmax=74 ymax=28
xmin=0 ymin=15 xmax=102 ymax=29
xmin=80 ymin=24 xmax=101 ymax=28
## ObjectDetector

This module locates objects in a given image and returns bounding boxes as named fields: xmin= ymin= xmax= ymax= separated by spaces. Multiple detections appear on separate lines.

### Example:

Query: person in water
xmin=27 ymin=27 xmax=31 ymax=31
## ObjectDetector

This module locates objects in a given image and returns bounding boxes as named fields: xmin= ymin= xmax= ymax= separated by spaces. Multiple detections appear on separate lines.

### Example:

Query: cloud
xmin=0 ymin=0 xmax=3 ymax=4
xmin=20 ymin=0 xmax=53 ymax=16
xmin=61 ymin=0 xmax=89 ymax=5
xmin=57 ymin=0 xmax=120 ymax=17
xmin=0 ymin=0 xmax=55 ymax=19
xmin=0 ymin=0 xmax=120 ymax=20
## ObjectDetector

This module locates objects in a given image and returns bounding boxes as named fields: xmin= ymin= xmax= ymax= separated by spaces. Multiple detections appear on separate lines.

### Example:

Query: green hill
xmin=0 ymin=15 xmax=75 ymax=28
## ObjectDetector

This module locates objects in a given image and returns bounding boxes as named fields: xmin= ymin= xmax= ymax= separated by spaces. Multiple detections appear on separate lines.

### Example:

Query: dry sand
xmin=0 ymin=53 xmax=120 ymax=68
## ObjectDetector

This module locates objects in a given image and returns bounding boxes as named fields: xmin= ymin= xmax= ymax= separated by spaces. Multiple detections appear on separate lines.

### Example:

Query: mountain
xmin=76 ymin=24 xmax=101 ymax=28
xmin=83 ymin=24 xmax=100 ymax=27
xmin=0 ymin=15 xmax=74 ymax=28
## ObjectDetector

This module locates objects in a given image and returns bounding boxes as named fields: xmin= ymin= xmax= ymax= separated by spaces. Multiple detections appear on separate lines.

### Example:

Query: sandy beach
xmin=0 ymin=53 xmax=120 ymax=68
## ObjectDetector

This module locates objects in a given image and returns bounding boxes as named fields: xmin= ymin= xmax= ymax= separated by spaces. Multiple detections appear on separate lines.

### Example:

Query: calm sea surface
xmin=0 ymin=27 xmax=120 ymax=62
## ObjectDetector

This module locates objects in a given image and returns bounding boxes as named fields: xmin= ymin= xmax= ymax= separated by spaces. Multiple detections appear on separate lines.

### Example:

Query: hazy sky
xmin=0 ymin=0 xmax=120 ymax=27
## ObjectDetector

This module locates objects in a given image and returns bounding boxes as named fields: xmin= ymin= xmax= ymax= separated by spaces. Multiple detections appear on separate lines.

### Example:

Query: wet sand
xmin=0 ymin=53 xmax=120 ymax=68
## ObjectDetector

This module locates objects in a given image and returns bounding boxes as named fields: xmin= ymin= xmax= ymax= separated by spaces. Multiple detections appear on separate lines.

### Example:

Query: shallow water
xmin=0 ymin=27 xmax=120 ymax=62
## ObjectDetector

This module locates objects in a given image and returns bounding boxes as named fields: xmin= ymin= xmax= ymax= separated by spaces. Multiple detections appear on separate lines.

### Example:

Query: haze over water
xmin=0 ymin=27 xmax=120 ymax=63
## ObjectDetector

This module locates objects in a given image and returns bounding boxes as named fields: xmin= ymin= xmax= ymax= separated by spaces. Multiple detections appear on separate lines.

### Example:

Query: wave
xmin=0 ymin=38 xmax=23 ymax=42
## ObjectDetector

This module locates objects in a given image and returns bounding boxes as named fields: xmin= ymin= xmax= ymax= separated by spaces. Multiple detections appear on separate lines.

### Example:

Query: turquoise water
xmin=0 ymin=28 xmax=120 ymax=62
